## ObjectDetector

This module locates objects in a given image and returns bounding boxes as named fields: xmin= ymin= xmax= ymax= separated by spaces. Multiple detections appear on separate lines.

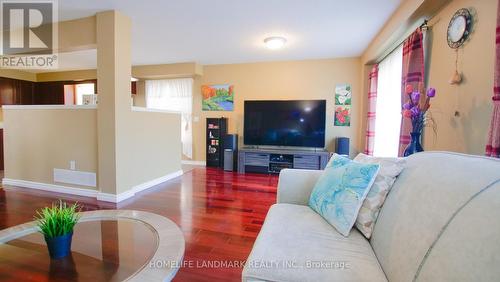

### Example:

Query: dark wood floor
xmin=0 ymin=168 xmax=278 ymax=282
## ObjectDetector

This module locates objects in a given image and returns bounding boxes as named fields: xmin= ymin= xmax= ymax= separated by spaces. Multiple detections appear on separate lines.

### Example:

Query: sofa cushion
xmin=242 ymin=204 xmax=387 ymax=282
xmin=353 ymin=153 xmax=405 ymax=239
xmin=309 ymin=154 xmax=380 ymax=236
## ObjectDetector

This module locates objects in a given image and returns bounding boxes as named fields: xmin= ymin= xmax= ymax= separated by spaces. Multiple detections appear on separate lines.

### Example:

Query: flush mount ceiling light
xmin=264 ymin=36 xmax=287 ymax=50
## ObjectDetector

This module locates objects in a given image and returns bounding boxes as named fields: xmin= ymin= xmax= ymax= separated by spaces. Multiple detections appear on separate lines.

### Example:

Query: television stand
xmin=238 ymin=147 xmax=330 ymax=174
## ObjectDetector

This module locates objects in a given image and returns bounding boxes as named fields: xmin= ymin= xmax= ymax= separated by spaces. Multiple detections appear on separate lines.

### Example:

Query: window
xmin=373 ymin=45 xmax=403 ymax=157
xmin=75 ymin=83 xmax=95 ymax=105
xmin=145 ymin=78 xmax=194 ymax=159
xmin=63 ymin=83 xmax=95 ymax=105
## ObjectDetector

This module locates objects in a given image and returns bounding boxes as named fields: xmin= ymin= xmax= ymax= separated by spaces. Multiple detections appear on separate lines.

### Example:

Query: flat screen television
xmin=244 ymin=100 xmax=326 ymax=148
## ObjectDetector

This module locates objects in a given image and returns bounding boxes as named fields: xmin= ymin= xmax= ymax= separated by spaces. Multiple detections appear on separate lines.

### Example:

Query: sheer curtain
xmin=373 ymin=45 xmax=403 ymax=157
xmin=145 ymin=78 xmax=194 ymax=159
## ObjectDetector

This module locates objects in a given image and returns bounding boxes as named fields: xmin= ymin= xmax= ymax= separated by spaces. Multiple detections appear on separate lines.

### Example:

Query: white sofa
xmin=242 ymin=152 xmax=500 ymax=282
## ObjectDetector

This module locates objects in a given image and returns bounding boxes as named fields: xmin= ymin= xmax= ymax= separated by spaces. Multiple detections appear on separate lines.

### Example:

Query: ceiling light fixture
xmin=264 ymin=36 xmax=287 ymax=50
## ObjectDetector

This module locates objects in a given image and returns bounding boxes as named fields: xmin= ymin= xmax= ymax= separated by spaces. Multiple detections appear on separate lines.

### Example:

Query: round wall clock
xmin=447 ymin=8 xmax=473 ymax=49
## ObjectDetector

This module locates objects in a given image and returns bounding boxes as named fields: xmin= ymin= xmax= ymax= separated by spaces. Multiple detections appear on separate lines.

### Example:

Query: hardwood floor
xmin=0 ymin=168 xmax=279 ymax=281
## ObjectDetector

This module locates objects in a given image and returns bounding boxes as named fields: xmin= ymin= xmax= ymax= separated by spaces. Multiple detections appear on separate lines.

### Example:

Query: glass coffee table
xmin=0 ymin=210 xmax=184 ymax=282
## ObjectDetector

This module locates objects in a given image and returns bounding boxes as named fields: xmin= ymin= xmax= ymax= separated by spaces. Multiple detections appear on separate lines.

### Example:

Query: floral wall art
xmin=334 ymin=84 xmax=351 ymax=126
xmin=335 ymin=84 xmax=352 ymax=105
xmin=335 ymin=106 xmax=351 ymax=126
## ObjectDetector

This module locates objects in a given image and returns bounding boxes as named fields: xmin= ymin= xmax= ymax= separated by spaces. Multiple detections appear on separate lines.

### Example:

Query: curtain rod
xmin=375 ymin=19 xmax=429 ymax=64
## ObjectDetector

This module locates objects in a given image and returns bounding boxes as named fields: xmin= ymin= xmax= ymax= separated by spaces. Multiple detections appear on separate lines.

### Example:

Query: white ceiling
xmin=55 ymin=0 xmax=402 ymax=68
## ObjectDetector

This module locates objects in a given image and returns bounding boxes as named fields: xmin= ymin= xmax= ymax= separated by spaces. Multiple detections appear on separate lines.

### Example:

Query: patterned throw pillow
xmin=353 ymin=153 xmax=406 ymax=239
xmin=308 ymin=154 xmax=380 ymax=237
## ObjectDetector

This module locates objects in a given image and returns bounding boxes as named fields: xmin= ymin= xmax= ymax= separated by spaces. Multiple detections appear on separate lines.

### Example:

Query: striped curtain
xmin=399 ymin=29 xmax=425 ymax=156
xmin=486 ymin=0 xmax=500 ymax=158
xmin=364 ymin=64 xmax=379 ymax=155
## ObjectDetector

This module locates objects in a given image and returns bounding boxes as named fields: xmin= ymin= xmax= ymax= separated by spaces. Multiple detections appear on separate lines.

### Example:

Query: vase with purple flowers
xmin=402 ymin=85 xmax=437 ymax=157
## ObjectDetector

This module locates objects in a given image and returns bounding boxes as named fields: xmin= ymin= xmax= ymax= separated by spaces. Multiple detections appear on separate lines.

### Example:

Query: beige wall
xmin=96 ymin=11 xmax=121 ymax=194
xmin=133 ymin=62 xmax=202 ymax=79
xmin=133 ymin=59 xmax=362 ymax=161
xmin=193 ymin=58 xmax=362 ymax=161
xmin=34 ymin=63 xmax=201 ymax=83
xmin=96 ymin=11 xmax=182 ymax=195
xmin=0 ymin=70 xmax=37 ymax=81
xmin=119 ymin=110 xmax=181 ymax=189
xmin=58 ymin=16 xmax=97 ymax=52
xmin=423 ymin=0 xmax=497 ymax=154
xmin=360 ymin=0 xmax=496 ymax=156
xmin=36 ymin=69 xmax=97 ymax=82
xmin=3 ymin=108 xmax=98 ymax=189
xmin=2 ymin=11 xmax=182 ymax=199
xmin=361 ymin=0 xmax=451 ymax=65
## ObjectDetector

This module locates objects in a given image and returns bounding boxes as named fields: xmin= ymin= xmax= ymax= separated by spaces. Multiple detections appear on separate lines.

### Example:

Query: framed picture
xmin=335 ymin=84 xmax=352 ymax=105
xmin=334 ymin=106 xmax=351 ymax=126
xmin=202 ymin=84 xmax=234 ymax=111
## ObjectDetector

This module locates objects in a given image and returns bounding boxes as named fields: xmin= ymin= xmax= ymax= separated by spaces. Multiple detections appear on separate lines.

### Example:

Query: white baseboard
xmin=97 ymin=190 xmax=135 ymax=203
xmin=2 ymin=169 xmax=184 ymax=203
xmin=181 ymin=160 xmax=206 ymax=166
xmin=131 ymin=170 xmax=184 ymax=195
xmin=2 ymin=178 xmax=99 ymax=198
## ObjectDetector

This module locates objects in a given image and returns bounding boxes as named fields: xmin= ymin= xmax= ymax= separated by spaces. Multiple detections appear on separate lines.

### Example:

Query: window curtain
xmin=399 ymin=28 xmax=425 ymax=156
xmin=145 ymin=78 xmax=194 ymax=159
xmin=486 ymin=0 xmax=500 ymax=158
xmin=373 ymin=46 xmax=403 ymax=157
xmin=364 ymin=64 xmax=379 ymax=155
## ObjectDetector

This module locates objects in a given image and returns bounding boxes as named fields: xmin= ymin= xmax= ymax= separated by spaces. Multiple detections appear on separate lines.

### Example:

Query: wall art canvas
xmin=335 ymin=84 xmax=352 ymax=105
xmin=202 ymin=84 xmax=234 ymax=111
xmin=335 ymin=106 xmax=351 ymax=126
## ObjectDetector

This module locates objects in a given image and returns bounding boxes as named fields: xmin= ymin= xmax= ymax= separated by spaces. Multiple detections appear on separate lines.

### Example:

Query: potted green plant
xmin=34 ymin=200 xmax=81 ymax=259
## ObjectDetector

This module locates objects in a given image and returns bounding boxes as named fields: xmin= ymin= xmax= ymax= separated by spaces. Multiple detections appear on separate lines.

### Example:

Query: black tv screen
xmin=244 ymin=100 xmax=326 ymax=148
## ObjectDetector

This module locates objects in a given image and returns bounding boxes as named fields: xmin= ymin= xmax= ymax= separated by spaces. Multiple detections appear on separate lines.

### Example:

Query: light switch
xmin=194 ymin=116 xmax=200 ymax=122
xmin=70 ymin=160 xmax=76 ymax=170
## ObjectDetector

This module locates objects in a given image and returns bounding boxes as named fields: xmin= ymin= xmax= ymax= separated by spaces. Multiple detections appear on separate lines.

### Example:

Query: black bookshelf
xmin=206 ymin=117 xmax=228 ymax=168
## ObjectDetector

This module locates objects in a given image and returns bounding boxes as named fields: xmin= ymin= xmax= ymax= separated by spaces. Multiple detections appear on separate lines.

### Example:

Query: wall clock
xmin=447 ymin=8 xmax=473 ymax=49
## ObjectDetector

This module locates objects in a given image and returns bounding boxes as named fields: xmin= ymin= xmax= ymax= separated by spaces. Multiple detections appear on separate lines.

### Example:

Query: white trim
xmin=131 ymin=106 xmax=181 ymax=114
xmin=181 ymin=160 xmax=206 ymax=166
xmin=2 ymin=105 xmax=97 ymax=110
xmin=1 ymin=178 xmax=98 ymax=198
xmin=96 ymin=190 xmax=135 ymax=203
xmin=2 ymin=169 xmax=184 ymax=203
xmin=132 ymin=169 xmax=184 ymax=194
xmin=97 ymin=169 xmax=183 ymax=203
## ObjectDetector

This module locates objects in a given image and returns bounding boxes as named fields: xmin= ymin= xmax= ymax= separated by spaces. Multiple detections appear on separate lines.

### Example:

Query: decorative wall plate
xmin=447 ymin=8 xmax=473 ymax=49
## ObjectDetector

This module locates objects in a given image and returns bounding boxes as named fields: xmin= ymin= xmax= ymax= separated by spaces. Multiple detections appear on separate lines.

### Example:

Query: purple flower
xmin=403 ymin=102 xmax=412 ymax=110
xmin=410 ymin=106 xmax=420 ymax=117
xmin=411 ymin=91 xmax=421 ymax=103
xmin=427 ymin=88 xmax=436 ymax=98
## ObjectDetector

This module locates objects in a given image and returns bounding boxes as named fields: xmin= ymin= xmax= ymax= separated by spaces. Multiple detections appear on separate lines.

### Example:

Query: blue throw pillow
xmin=308 ymin=154 xmax=380 ymax=236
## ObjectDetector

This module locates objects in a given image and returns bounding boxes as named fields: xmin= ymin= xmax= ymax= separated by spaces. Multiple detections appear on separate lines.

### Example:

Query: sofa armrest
xmin=277 ymin=169 xmax=323 ymax=205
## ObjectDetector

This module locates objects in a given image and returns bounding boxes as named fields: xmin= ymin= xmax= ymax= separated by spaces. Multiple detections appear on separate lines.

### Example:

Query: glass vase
xmin=403 ymin=132 xmax=424 ymax=157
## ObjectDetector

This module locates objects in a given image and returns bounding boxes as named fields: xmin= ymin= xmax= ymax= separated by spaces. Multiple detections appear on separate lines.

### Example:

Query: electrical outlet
xmin=70 ymin=160 xmax=76 ymax=170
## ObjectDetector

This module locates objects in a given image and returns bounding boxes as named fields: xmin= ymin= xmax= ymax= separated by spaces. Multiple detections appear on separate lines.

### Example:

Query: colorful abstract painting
xmin=202 ymin=84 xmax=234 ymax=111
xmin=335 ymin=106 xmax=351 ymax=126
xmin=335 ymin=84 xmax=352 ymax=105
